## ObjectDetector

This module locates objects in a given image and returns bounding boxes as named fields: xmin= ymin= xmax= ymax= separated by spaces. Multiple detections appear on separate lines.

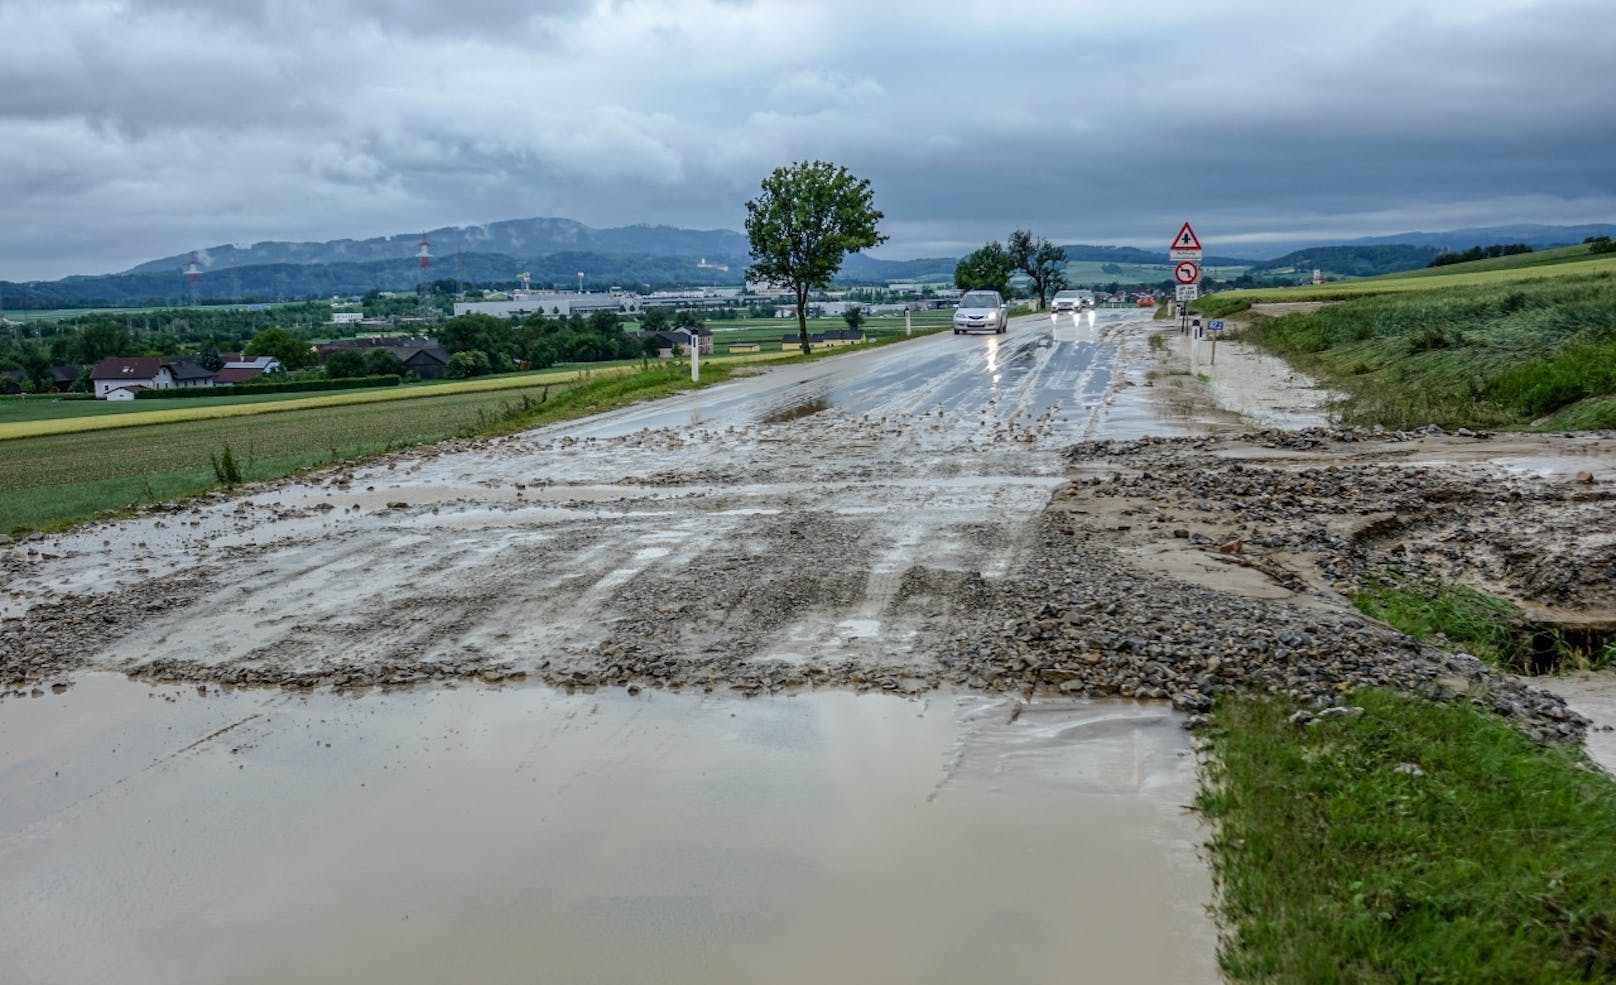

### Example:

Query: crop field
xmin=1197 ymin=247 xmax=1616 ymax=314
xmin=0 ymin=366 xmax=645 ymax=440
xmin=0 ymin=381 xmax=569 ymax=532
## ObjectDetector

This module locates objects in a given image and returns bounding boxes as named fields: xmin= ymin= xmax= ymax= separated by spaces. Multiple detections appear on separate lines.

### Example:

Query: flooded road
xmin=2 ymin=677 xmax=1214 ymax=984
xmin=3 ymin=311 xmax=1232 ymax=983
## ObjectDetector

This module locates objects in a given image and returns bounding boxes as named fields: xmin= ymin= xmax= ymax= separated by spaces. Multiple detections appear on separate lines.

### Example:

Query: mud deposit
xmin=4 ymin=318 xmax=1609 ymax=742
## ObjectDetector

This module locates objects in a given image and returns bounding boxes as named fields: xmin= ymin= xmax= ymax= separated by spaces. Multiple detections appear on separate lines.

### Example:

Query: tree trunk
xmin=797 ymin=290 xmax=811 ymax=356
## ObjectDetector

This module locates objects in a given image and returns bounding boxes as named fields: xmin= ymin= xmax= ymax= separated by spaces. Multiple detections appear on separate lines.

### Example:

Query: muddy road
xmin=3 ymin=311 xmax=1183 ymax=691
xmin=4 ymin=310 xmax=1615 ymax=983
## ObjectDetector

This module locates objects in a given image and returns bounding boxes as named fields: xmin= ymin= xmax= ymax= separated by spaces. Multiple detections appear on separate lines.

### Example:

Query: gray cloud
xmin=0 ymin=0 xmax=1611 ymax=279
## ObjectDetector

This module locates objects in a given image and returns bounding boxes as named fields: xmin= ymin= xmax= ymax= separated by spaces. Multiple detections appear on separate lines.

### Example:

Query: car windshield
xmin=1054 ymin=291 xmax=1081 ymax=300
xmin=960 ymin=292 xmax=1001 ymax=308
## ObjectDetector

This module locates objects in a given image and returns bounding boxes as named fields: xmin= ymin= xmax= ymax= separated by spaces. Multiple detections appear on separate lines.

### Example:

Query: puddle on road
xmin=1541 ymin=671 xmax=1616 ymax=776
xmin=0 ymin=675 xmax=1216 ymax=985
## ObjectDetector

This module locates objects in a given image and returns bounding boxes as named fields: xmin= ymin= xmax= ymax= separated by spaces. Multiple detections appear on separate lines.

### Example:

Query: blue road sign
xmin=1210 ymin=320 xmax=1225 ymax=331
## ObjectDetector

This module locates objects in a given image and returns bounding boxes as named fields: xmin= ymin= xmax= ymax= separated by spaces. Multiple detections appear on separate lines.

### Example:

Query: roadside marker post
xmin=691 ymin=333 xmax=700 ymax=382
xmin=905 ymin=305 xmax=912 ymax=336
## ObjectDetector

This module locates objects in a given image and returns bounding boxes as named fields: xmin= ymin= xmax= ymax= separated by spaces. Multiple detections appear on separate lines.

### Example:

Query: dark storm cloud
xmin=0 ymin=0 xmax=1611 ymax=279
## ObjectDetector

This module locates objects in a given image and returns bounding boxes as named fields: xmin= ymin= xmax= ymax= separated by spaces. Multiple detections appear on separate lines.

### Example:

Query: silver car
xmin=1050 ymin=289 xmax=1084 ymax=314
xmin=953 ymin=290 xmax=1008 ymax=334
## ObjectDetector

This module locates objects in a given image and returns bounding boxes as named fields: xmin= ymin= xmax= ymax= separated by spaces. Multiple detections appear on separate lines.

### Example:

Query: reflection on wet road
xmin=561 ymin=309 xmax=1149 ymax=443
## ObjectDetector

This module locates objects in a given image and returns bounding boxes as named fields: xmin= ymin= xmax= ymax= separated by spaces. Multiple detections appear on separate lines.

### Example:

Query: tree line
xmin=953 ymin=230 xmax=1068 ymax=307
xmin=1427 ymin=243 xmax=1535 ymax=267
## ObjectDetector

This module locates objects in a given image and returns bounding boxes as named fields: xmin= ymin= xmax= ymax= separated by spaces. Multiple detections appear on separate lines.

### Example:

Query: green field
xmin=0 ymin=382 xmax=565 ymax=532
xmin=1191 ymin=245 xmax=1616 ymax=429
xmin=1197 ymin=245 xmax=1616 ymax=313
xmin=0 ymin=301 xmax=304 ymax=323
xmin=0 ymin=325 xmax=953 ymax=533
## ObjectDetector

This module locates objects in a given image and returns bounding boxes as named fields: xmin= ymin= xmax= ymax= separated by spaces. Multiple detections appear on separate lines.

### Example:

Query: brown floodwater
xmin=0 ymin=675 xmax=1216 ymax=984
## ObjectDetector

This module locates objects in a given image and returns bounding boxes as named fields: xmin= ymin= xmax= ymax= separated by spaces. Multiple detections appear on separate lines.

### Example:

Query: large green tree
xmin=244 ymin=327 xmax=317 ymax=370
xmin=1007 ymin=229 xmax=1068 ymax=309
xmin=324 ymin=348 xmax=369 ymax=379
xmin=744 ymin=160 xmax=887 ymax=356
xmin=438 ymin=313 xmax=512 ymax=358
xmin=955 ymin=241 xmax=1014 ymax=298
xmin=77 ymin=319 xmax=132 ymax=364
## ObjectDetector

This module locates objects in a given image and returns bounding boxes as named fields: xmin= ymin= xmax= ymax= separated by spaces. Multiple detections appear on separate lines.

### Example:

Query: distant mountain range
xmin=120 ymin=217 xmax=754 ymax=277
xmin=2 ymin=218 xmax=1611 ymax=309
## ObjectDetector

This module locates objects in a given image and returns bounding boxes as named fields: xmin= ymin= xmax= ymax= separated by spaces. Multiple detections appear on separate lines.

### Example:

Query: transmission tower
xmin=416 ymin=232 xmax=434 ymax=318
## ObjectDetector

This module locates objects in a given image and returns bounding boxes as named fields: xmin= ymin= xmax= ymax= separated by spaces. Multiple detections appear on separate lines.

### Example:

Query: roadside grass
xmin=1353 ymin=572 xmax=1527 ymax=671
xmin=1198 ymin=689 xmax=1616 ymax=984
xmin=1209 ymin=272 xmax=1616 ymax=429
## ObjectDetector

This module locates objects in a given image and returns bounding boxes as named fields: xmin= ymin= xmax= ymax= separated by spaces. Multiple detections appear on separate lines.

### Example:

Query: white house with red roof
xmin=90 ymin=357 xmax=175 ymax=399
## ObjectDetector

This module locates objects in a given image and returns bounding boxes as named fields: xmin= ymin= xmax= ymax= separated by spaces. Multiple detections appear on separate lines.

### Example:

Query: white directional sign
xmin=1174 ymin=261 xmax=1200 ymax=284
xmin=1175 ymin=283 xmax=1200 ymax=302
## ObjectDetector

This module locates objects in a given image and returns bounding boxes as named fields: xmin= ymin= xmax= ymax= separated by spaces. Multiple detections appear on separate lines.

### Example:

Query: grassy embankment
xmin=1200 ymin=690 xmax=1616 ymax=983
xmin=1191 ymin=245 xmax=1616 ymax=429
xmin=1186 ymin=242 xmax=1616 ymax=980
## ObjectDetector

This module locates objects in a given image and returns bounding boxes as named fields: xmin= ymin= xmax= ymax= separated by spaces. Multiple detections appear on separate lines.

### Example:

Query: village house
xmin=778 ymin=328 xmax=866 ymax=352
xmin=166 ymin=358 xmax=216 ymax=389
xmin=314 ymin=337 xmax=451 ymax=379
xmin=91 ymin=357 xmax=175 ymax=398
xmin=628 ymin=328 xmax=714 ymax=359
xmin=212 ymin=356 xmax=283 ymax=386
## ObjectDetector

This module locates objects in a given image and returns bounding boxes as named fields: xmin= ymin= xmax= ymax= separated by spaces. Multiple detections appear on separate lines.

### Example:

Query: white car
xmin=953 ymin=290 xmax=1008 ymax=334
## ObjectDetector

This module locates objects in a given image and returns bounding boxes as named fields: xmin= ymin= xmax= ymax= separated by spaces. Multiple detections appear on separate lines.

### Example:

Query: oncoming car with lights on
xmin=952 ymin=291 xmax=1008 ymax=334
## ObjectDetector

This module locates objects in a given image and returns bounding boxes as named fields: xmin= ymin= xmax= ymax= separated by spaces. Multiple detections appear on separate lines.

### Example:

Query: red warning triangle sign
xmin=1170 ymin=222 xmax=1202 ymax=251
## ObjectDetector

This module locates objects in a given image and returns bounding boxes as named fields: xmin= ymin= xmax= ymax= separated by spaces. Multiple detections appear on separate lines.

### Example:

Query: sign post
xmin=1168 ymin=221 xmax=1203 ymax=338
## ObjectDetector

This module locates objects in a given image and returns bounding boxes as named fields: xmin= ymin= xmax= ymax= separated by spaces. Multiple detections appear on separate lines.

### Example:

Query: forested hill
xmin=1059 ymin=244 xmax=1250 ymax=266
xmin=121 ymin=217 xmax=753 ymax=276
xmin=0 ymin=250 xmax=961 ymax=308
xmin=1248 ymin=245 xmax=1443 ymax=278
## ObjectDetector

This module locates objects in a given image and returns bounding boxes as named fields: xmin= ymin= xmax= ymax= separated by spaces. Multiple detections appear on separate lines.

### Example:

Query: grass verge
xmin=1354 ymin=572 xmax=1525 ymax=670
xmin=1207 ymin=271 xmax=1616 ymax=429
xmin=1198 ymin=690 xmax=1616 ymax=983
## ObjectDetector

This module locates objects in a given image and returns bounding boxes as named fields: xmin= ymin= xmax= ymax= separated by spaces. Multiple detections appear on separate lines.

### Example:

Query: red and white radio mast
xmin=186 ymin=253 xmax=201 ymax=305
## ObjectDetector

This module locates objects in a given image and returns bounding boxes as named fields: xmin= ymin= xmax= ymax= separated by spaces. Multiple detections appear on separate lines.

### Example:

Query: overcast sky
xmin=2 ymin=0 xmax=1613 ymax=280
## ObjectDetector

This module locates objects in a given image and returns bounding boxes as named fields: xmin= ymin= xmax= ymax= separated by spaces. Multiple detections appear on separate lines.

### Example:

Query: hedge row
xmin=135 ymin=375 xmax=403 ymax=399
